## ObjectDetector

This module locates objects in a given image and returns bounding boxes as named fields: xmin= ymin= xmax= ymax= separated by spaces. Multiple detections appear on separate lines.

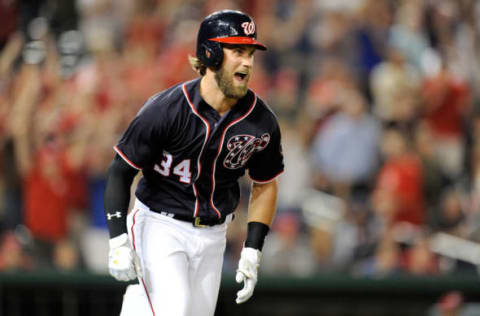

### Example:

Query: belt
xmin=158 ymin=211 xmax=233 ymax=228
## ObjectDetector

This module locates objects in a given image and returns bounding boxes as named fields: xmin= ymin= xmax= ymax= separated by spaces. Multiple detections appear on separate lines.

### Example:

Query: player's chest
xmin=155 ymin=111 xmax=270 ymax=179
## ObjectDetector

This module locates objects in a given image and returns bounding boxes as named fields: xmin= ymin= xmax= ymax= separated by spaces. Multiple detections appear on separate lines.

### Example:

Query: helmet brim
xmin=209 ymin=37 xmax=267 ymax=50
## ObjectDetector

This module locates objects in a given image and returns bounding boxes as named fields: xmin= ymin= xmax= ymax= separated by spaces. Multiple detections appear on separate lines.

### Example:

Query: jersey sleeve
xmin=247 ymin=121 xmax=284 ymax=183
xmin=115 ymin=99 xmax=167 ymax=170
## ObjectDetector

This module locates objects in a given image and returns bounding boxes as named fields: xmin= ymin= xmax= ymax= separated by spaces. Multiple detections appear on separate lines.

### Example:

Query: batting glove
xmin=108 ymin=233 xmax=143 ymax=282
xmin=235 ymin=247 xmax=262 ymax=304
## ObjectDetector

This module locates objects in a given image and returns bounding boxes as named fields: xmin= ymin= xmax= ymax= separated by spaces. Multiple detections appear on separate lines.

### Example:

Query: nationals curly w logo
xmin=241 ymin=21 xmax=255 ymax=35
xmin=224 ymin=134 xmax=270 ymax=169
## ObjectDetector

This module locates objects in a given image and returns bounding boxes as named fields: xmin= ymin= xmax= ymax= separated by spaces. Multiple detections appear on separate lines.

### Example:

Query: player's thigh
xmin=140 ymin=217 xmax=192 ymax=315
xmin=189 ymin=232 xmax=227 ymax=316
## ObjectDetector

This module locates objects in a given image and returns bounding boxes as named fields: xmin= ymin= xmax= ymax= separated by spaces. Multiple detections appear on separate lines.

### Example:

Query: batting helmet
xmin=196 ymin=10 xmax=267 ymax=68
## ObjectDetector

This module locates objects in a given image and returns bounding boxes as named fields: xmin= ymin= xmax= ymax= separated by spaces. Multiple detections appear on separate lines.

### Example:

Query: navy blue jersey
xmin=115 ymin=78 xmax=284 ymax=221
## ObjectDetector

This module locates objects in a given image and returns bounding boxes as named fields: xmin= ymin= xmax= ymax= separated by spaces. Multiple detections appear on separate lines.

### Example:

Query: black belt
xmin=158 ymin=211 xmax=231 ymax=228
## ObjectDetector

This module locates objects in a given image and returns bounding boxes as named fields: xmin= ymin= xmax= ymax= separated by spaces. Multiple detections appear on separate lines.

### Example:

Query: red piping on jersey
xmin=209 ymin=94 xmax=258 ymax=217
xmin=182 ymin=83 xmax=211 ymax=217
xmin=114 ymin=146 xmax=142 ymax=170
xmin=131 ymin=209 xmax=156 ymax=316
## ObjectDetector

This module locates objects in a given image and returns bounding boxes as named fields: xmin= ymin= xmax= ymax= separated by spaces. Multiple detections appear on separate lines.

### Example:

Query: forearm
xmin=10 ymin=67 xmax=41 ymax=175
xmin=245 ymin=180 xmax=278 ymax=250
xmin=104 ymin=155 xmax=138 ymax=238
xmin=0 ymin=32 xmax=24 ymax=76
xmin=247 ymin=180 xmax=278 ymax=226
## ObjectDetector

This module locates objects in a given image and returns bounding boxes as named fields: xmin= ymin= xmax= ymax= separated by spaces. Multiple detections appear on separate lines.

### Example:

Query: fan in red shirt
xmin=23 ymin=140 xmax=77 ymax=242
xmin=372 ymin=126 xmax=426 ymax=227
xmin=421 ymin=66 xmax=470 ymax=178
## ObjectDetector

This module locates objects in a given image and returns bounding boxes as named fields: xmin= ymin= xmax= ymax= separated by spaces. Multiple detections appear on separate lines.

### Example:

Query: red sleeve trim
xmin=114 ymin=146 xmax=142 ymax=170
xmin=249 ymin=170 xmax=284 ymax=184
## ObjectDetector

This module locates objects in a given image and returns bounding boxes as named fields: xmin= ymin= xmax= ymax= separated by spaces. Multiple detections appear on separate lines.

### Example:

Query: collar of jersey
xmin=188 ymin=78 xmax=255 ymax=118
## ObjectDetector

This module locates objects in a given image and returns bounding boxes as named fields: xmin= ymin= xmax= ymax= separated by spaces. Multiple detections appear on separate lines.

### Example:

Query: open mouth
xmin=234 ymin=72 xmax=248 ymax=81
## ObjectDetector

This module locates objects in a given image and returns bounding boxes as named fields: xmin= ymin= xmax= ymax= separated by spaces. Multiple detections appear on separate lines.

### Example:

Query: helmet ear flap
xmin=199 ymin=41 xmax=223 ymax=69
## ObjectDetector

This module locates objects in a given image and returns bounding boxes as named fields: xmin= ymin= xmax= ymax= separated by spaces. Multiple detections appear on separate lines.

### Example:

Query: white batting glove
xmin=235 ymin=247 xmax=262 ymax=304
xmin=108 ymin=233 xmax=143 ymax=281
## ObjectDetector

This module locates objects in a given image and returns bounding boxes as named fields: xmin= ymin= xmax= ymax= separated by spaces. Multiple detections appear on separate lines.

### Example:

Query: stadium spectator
xmin=371 ymin=126 xmax=426 ymax=227
xmin=310 ymin=88 xmax=381 ymax=200
xmin=421 ymin=63 xmax=471 ymax=180
xmin=261 ymin=211 xmax=316 ymax=277
xmin=370 ymin=44 xmax=421 ymax=124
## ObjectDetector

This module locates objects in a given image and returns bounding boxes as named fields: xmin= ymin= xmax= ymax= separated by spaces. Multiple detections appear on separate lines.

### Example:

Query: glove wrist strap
xmin=244 ymin=222 xmax=269 ymax=251
xmin=109 ymin=233 xmax=129 ymax=248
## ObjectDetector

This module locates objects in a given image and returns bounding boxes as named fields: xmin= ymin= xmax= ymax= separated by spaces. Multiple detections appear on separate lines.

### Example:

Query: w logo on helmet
xmin=224 ymin=134 xmax=270 ymax=169
xmin=241 ymin=21 xmax=255 ymax=35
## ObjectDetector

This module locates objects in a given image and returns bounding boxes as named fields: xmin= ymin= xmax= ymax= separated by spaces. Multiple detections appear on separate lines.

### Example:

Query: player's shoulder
xmin=253 ymin=94 xmax=274 ymax=115
xmin=250 ymin=92 xmax=280 ymax=127
xmin=142 ymin=81 xmax=187 ymax=111
xmin=135 ymin=80 xmax=195 ymax=120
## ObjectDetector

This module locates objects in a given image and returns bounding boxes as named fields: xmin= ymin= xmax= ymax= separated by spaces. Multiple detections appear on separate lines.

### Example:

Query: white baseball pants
xmin=120 ymin=198 xmax=228 ymax=316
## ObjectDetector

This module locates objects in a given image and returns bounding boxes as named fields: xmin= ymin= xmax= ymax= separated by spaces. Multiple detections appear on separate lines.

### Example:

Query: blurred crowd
xmin=0 ymin=0 xmax=480 ymax=282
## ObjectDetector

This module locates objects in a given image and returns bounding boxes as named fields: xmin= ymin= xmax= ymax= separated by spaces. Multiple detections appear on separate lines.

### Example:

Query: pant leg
xmin=188 ymin=228 xmax=227 ymax=316
xmin=119 ymin=284 xmax=150 ymax=316
xmin=142 ymin=242 xmax=191 ymax=316
xmin=130 ymin=203 xmax=192 ymax=316
xmin=120 ymin=207 xmax=152 ymax=316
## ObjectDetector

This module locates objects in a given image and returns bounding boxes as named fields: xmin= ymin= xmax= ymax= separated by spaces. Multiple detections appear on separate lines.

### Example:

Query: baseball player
xmin=104 ymin=10 xmax=284 ymax=316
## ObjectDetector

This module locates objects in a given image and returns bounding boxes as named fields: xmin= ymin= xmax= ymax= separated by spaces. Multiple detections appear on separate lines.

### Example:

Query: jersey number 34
xmin=154 ymin=151 xmax=191 ymax=184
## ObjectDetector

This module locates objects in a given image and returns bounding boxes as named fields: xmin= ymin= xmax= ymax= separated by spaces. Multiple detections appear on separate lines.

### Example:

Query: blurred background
xmin=1 ymin=0 xmax=480 ymax=315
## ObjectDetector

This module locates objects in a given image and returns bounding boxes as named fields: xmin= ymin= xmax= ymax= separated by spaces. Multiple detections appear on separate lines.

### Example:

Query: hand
xmin=108 ymin=233 xmax=143 ymax=281
xmin=235 ymin=247 xmax=262 ymax=304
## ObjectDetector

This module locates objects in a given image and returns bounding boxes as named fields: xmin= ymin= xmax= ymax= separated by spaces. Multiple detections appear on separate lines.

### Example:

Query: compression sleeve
xmin=104 ymin=154 xmax=139 ymax=238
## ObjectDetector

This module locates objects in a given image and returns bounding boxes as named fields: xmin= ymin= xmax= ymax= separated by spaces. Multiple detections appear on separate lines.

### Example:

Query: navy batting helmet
xmin=196 ymin=10 xmax=267 ymax=68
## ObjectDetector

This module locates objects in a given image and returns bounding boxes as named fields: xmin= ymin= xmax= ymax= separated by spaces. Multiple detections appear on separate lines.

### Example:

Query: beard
xmin=215 ymin=67 xmax=249 ymax=99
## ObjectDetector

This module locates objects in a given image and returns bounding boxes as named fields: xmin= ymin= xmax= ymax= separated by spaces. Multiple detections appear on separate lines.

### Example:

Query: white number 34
xmin=154 ymin=151 xmax=192 ymax=184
